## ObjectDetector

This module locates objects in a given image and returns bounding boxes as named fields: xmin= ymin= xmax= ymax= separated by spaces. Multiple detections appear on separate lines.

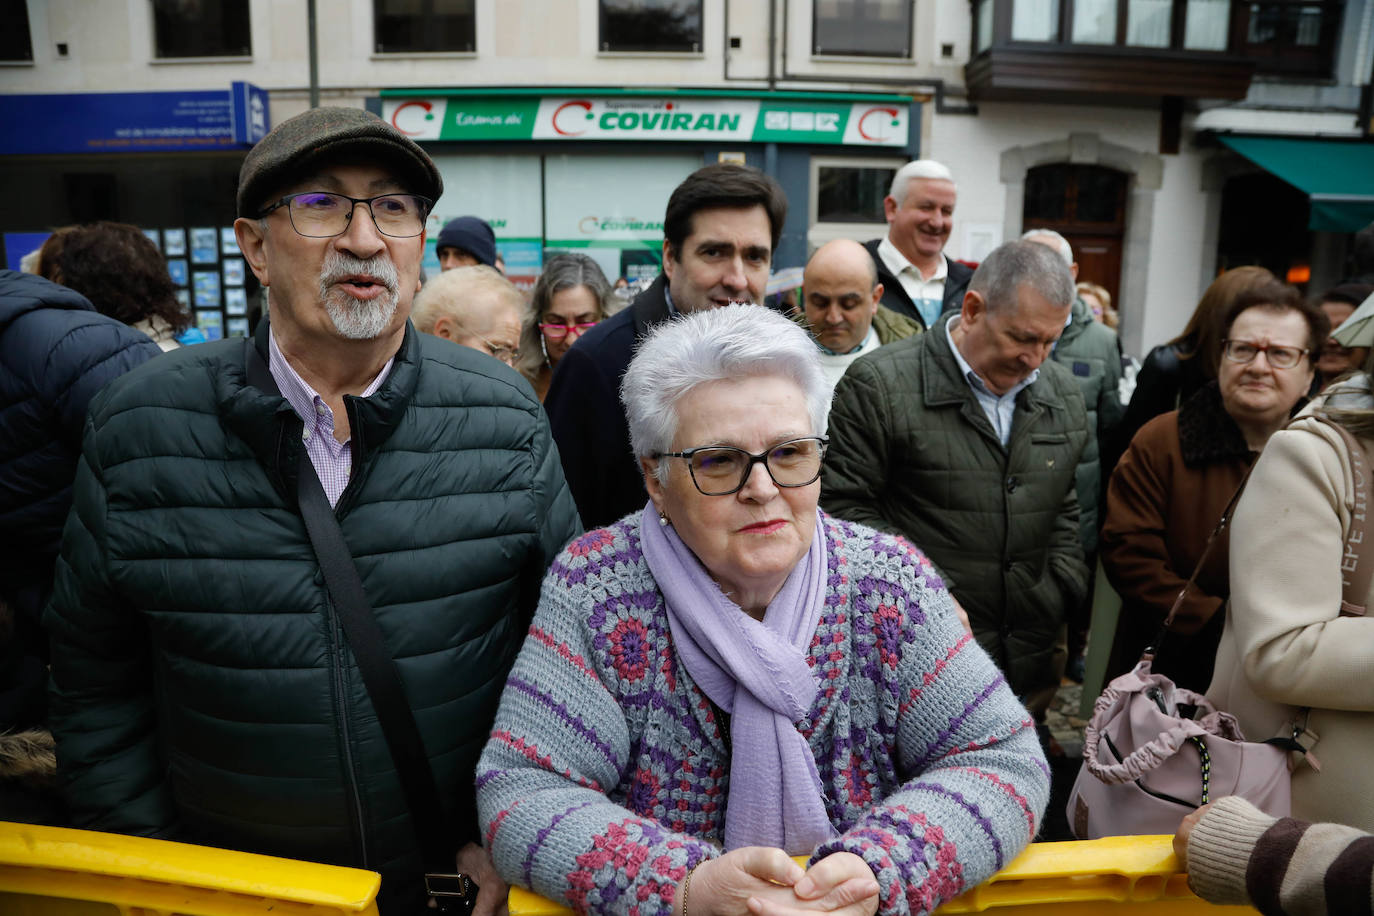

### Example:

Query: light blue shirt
xmin=944 ymin=315 xmax=1038 ymax=447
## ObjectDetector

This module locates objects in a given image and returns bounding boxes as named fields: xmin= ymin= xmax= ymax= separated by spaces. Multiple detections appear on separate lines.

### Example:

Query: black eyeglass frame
xmin=1221 ymin=338 xmax=1311 ymax=370
xmin=257 ymin=192 xmax=435 ymax=239
xmin=656 ymin=436 xmax=829 ymax=496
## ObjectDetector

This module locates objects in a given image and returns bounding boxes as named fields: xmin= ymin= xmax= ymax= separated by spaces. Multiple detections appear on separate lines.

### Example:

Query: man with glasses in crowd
xmin=44 ymin=107 xmax=580 ymax=915
xmin=544 ymin=163 xmax=788 ymax=529
xmin=412 ymin=264 xmax=524 ymax=368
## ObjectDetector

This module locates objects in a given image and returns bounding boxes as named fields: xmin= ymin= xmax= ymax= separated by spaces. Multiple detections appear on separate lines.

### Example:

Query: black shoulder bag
xmin=246 ymin=340 xmax=477 ymax=915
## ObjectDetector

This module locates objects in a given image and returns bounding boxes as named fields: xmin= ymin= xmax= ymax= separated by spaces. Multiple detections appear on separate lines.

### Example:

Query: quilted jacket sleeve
xmin=44 ymin=416 xmax=177 ymax=836
xmin=46 ymin=321 xmax=161 ymax=450
xmin=821 ymin=356 xmax=899 ymax=534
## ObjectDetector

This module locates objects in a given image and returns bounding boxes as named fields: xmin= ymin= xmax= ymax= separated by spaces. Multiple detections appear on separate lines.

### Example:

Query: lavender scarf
xmin=639 ymin=502 xmax=837 ymax=854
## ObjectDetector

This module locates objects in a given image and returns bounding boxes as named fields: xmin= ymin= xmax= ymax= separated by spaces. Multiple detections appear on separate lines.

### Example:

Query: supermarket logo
xmin=857 ymin=107 xmax=902 ymax=143
xmin=579 ymin=216 xmax=664 ymax=234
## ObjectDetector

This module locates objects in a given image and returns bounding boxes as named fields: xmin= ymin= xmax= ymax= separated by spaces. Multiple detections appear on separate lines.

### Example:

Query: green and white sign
xmin=384 ymin=95 xmax=909 ymax=147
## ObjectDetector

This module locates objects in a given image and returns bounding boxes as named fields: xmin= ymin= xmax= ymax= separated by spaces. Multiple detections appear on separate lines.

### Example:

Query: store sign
xmin=0 ymin=82 xmax=269 ymax=155
xmin=384 ymin=96 xmax=908 ymax=147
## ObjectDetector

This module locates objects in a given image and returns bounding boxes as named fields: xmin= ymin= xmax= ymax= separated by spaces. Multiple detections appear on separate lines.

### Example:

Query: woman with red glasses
xmin=518 ymin=253 xmax=612 ymax=400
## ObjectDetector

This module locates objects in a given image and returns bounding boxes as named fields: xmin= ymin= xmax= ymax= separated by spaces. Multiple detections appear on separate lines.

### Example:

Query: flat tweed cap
xmin=236 ymin=106 xmax=443 ymax=217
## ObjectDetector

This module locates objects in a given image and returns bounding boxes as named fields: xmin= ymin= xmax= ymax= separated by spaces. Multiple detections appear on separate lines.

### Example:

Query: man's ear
xmin=1070 ymin=261 xmax=1080 ymax=282
xmin=869 ymin=282 xmax=884 ymax=315
xmin=882 ymin=195 xmax=898 ymax=223
xmin=234 ymin=217 xmax=270 ymax=287
xmin=961 ymin=289 xmax=987 ymax=326
xmin=661 ymin=239 xmax=676 ymax=283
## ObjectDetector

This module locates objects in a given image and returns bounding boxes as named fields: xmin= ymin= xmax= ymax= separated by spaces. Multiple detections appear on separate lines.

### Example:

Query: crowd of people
xmin=3 ymin=104 xmax=1373 ymax=916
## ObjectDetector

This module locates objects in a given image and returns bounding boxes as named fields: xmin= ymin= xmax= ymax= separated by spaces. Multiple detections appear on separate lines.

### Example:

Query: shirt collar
xmin=816 ymin=325 xmax=878 ymax=356
xmin=878 ymin=236 xmax=947 ymax=282
xmin=944 ymin=314 xmax=1039 ymax=398
xmin=268 ymin=328 xmax=394 ymax=432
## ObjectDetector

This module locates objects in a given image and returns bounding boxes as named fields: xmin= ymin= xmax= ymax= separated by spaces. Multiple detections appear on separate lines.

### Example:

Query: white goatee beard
xmin=318 ymin=250 xmax=401 ymax=340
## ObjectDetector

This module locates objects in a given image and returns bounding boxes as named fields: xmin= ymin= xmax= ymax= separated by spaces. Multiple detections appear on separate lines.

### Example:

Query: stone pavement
xmin=1045 ymin=680 xmax=1087 ymax=758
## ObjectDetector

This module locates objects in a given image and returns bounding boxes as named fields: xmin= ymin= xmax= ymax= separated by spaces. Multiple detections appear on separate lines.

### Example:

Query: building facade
xmin=2 ymin=0 xmax=1369 ymax=351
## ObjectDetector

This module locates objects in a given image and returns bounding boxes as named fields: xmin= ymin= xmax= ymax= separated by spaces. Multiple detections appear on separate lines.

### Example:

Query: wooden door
xmin=1024 ymin=164 xmax=1129 ymax=314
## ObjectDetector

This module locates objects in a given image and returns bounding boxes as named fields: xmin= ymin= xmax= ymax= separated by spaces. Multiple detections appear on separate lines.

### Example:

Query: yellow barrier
xmin=508 ymin=837 xmax=1259 ymax=915
xmin=0 ymin=821 xmax=380 ymax=915
xmin=0 ymin=824 xmax=1258 ymax=915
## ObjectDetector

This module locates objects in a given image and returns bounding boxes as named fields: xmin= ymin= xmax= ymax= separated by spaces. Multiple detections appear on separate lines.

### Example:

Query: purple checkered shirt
xmin=268 ymin=331 xmax=394 ymax=508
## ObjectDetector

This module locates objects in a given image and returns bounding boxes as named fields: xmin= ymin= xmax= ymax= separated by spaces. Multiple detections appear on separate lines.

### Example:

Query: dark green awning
xmin=1218 ymin=135 xmax=1374 ymax=233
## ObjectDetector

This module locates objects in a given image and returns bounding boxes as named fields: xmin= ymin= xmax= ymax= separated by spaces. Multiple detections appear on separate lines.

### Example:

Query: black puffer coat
xmin=0 ymin=269 xmax=159 ymax=730
xmin=45 ymin=320 xmax=581 ymax=883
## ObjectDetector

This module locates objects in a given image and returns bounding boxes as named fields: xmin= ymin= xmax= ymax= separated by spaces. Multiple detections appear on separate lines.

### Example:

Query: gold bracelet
xmin=681 ymin=864 xmax=697 ymax=916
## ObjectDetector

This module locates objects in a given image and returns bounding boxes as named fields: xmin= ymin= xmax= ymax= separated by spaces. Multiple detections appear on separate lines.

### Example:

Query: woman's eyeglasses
xmin=1222 ymin=339 xmax=1309 ymax=370
xmin=656 ymin=437 xmax=828 ymax=496
xmin=539 ymin=322 xmax=598 ymax=340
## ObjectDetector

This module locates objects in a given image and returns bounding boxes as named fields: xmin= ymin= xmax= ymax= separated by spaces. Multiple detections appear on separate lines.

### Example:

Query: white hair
xmin=621 ymin=305 xmax=830 ymax=484
xmin=969 ymin=240 xmax=1075 ymax=314
xmin=889 ymin=159 xmax=956 ymax=205
xmin=1021 ymin=228 xmax=1074 ymax=267
xmin=412 ymin=265 xmax=523 ymax=335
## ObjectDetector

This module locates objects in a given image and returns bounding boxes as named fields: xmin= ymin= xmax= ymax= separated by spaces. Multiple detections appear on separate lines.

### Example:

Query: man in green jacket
xmin=44 ymin=108 xmax=581 ymax=915
xmin=821 ymin=239 xmax=1089 ymax=720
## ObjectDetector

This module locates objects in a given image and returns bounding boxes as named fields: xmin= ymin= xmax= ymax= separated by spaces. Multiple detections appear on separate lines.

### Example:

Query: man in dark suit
xmin=544 ymin=164 xmax=788 ymax=529
xmin=863 ymin=159 xmax=973 ymax=331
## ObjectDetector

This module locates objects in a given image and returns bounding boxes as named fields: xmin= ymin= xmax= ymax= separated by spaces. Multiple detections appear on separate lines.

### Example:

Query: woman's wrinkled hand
xmin=747 ymin=851 xmax=879 ymax=916
xmin=680 ymin=847 xmax=806 ymax=916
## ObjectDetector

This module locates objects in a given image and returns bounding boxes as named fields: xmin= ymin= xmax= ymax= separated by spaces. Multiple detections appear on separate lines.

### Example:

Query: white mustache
xmin=319 ymin=251 xmax=398 ymax=294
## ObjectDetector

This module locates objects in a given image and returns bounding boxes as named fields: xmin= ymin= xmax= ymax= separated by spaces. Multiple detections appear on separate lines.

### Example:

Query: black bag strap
xmin=245 ymin=340 xmax=474 ymax=912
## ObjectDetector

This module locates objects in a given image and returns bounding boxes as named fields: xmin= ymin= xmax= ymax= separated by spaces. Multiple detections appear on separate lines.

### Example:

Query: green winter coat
xmin=821 ymin=318 xmax=1090 ymax=697
xmin=1049 ymin=296 xmax=1124 ymax=553
xmin=44 ymin=320 xmax=581 ymax=881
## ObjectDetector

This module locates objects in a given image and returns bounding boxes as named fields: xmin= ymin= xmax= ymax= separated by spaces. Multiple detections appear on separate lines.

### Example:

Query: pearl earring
xmin=658 ymin=512 xmax=669 ymax=527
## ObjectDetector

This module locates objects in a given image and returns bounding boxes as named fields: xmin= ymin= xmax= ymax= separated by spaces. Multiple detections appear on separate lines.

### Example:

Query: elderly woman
xmin=1207 ymin=356 xmax=1374 ymax=831
xmin=517 ymin=253 xmax=612 ymax=400
xmin=476 ymin=305 xmax=1048 ymax=916
xmin=1101 ymin=280 xmax=1329 ymax=692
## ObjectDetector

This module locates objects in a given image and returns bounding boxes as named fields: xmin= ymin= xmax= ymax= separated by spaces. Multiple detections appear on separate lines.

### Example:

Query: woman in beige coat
xmin=1209 ymin=373 xmax=1374 ymax=831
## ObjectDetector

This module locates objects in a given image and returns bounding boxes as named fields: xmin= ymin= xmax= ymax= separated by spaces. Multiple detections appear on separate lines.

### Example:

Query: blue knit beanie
xmin=436 ymin=216 xmax=497 ymax=267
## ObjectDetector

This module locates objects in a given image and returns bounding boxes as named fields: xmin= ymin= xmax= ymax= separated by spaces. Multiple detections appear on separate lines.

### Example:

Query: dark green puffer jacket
xmin=821 ymin=320 xmax=1090 ymax=697
xmin=1049 ymin=295 xmax=1124 ymax=554
xmin=45 ymin=320 xmax=581 ymax=879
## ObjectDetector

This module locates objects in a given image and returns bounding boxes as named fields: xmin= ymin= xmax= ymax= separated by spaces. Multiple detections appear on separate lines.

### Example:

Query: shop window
xmin=2 ymin=0 xmax=33 ymax=62
xmin=1243 ymin=0 xmax=1343 ymax=77
xmin=374 ymin=0 xmax=475 ymax=54
xmin=599 ymin=0 xmax=702 ymax=53
xmin=813 ymin=0 xmax=913 ymax=57
xmin=816 ymin=165 xmax=897 ymax=223
xmin=151 ymin=0 xmax=251 ymax=58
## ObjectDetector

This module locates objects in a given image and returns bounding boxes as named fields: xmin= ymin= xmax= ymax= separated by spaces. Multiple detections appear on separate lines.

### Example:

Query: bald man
xmin=413 ymin=265 xmax=524 ymax=367
xmin=801 ymin=239 xmax=920 ymax=389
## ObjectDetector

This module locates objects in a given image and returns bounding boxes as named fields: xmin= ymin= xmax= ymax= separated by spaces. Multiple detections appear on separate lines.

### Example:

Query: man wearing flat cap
xmin=44 ymin=107 xmax=580 ymax=914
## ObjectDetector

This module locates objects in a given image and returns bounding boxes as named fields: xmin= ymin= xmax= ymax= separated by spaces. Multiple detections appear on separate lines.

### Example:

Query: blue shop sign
xmin=1 ymin=82 xmax=269 ymax=155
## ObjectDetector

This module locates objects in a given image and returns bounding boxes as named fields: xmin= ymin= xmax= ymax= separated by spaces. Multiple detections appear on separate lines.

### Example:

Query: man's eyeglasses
xmin=258 ymin=192 xmax=433 ymax=239
xmin=1222 ymin=339 xmax=1309 ymax=370
xmin=656 ymin=436 xmax=828 ymax=496
xmin=539 ymin=321 xmax=599 ymax=340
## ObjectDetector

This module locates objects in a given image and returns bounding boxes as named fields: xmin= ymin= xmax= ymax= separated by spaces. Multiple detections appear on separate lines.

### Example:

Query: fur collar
xmin=1177 ymin=381 xmax=1253 ymax=467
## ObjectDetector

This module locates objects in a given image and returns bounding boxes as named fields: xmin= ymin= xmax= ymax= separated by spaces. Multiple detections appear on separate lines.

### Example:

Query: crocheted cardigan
xmin=476 ymin=511 xmax=1049 ymax=916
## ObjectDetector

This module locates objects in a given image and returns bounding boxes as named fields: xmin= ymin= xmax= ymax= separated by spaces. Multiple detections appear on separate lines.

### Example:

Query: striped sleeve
xmin=813 ymin=544 xmax=1049 ymax=916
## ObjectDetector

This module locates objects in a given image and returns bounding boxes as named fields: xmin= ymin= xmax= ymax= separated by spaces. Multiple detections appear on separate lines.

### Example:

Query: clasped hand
xmin=680 ymin=847 xmax=880 ymax=916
